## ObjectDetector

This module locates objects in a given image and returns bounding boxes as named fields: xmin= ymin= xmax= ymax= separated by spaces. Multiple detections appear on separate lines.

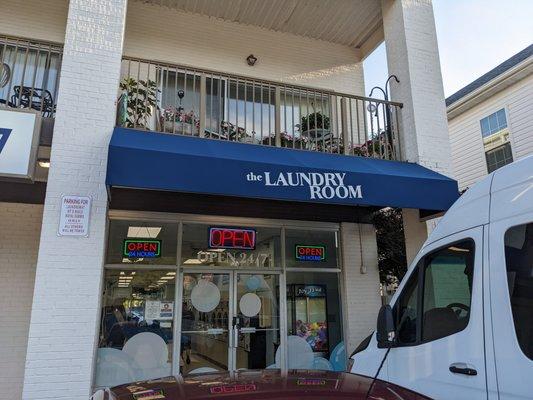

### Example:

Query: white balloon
xmin=239 ymin=293 xmax=262 ymax=317
xmin=191 ymin=280 xmax=221 ymax=313
xmin=312 ymin=357 xmax=334 ymax=371
xmin=94 ymin=348 xmax=137 ymax=388
xmin=275 ymin=335 xmax=314 ymax=369
xmin=123 ymin=332 xmax=168 ymax=369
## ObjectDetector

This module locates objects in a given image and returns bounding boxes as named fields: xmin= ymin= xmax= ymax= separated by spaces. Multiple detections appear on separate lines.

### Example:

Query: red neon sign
xmin=208 ymin=227 xmax=256 ymax=250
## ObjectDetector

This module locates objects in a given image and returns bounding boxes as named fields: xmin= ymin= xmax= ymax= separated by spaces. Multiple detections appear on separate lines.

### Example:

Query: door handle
xmin=449 ymin=363 xmax=477 ymax=376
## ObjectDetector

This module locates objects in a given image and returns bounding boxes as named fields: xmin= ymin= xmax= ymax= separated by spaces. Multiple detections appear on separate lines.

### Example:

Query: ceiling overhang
xmin=132 ymin=0 xmax=383 ymax=51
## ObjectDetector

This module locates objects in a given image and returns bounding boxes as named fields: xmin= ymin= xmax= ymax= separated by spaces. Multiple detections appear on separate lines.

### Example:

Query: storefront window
xmin=181 ymin=224 xmax=281 ymax=268
xmin=94 ymin=269 xmax=176 ymax=388
xmin=106 ymin=220 xmax=178 ymax=265
xmin=285 ymin=229 xmax=339 ymax=268
xmin=285 ymin=271 xmax=345 ymax=371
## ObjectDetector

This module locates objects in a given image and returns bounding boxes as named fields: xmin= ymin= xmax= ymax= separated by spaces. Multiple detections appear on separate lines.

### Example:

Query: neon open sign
xmin=123 ymin=239 xmax=161 ymax=258
xmin=208 ymin=227 xmax=256 ymax=250
xmin=295 ymin=245 xmax=326 ymax=261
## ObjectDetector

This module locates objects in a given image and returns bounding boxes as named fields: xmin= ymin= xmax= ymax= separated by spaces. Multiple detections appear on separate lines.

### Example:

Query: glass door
xmin=179 ymin=271 xmax=281 ymax=374
xmin=232 ymin=273 xmax=280 ymax=370
xmin=179 ymin=272 xmax=232 ymax=375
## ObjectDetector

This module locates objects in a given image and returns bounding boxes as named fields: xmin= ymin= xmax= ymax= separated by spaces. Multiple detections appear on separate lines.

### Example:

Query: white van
xmin=350 ymin=155 xmax=533 ymax=400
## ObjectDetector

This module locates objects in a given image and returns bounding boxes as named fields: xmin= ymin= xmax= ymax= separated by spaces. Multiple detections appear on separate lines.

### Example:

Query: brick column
xmin=340 ymin=223 xmax=382 ymax=352
xmin=22 ymin=1 xmax=127 ymax=399
xmin=382 ymin=0 xmax=452 ymax=258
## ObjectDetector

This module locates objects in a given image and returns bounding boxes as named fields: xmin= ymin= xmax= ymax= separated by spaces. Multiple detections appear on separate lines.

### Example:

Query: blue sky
xmin=364 ymin=0 xmax=533 ymax=98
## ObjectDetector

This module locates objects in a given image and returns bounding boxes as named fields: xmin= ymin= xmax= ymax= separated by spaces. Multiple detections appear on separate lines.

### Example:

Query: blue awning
xmin=106 ymin=127 xmax=459 ymax=211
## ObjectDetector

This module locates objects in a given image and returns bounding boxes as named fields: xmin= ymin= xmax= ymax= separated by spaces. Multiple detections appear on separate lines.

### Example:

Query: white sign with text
xmin=0 ymin=109 xmax=40 ymax=179
xmin=58 ymin=195 xmax=91 ymax=237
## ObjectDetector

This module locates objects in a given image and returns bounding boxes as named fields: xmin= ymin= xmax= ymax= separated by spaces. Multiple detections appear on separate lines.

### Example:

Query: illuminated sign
xmin=123 ymin=239 xmax=161 ymax=258
xmin=296 ymin=285 xmax=326 ymax=298
xmin=296 ymin=378 xmax=326 ymax=386
xmin=208 ymin=227 xmax=256 ymax=250
xmin=0 ymin=109 xmax=41 ymax=180
xmin=295 ymin=245 xmax=326 ymax=261
xmin=210 ymin=384 xmax=257 ymax=394
xmin=132 ymin=389 xmax=165 ymax=400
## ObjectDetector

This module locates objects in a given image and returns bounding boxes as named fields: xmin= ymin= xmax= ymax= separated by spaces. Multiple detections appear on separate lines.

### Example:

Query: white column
xmin=382 ymin=0 xmax=452 ymax=257
xmin=402 ymin=208 xmax=429 ymax=265
xmin=22 ymin=1 xmax=127 ymax=399
xmin=340 ymin=223 xmax=382 ymax=352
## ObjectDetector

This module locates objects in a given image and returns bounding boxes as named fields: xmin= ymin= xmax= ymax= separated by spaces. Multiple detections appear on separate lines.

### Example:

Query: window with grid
xmin=480 ymin=108 xmax=507 ymax=138
xmin=485 ymin=142 xmax=513 ymax=173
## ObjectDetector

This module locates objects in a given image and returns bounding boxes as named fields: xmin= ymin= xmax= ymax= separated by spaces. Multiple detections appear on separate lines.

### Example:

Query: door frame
xmin=176 ymin=268 xmax=285 ymax=374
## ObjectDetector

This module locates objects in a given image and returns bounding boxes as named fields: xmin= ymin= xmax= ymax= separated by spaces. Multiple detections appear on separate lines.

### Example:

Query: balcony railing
xmin=119 ymin=57 xmax=404 ymax=161
xmin=0 ymin=36 xmax=63 ymax=118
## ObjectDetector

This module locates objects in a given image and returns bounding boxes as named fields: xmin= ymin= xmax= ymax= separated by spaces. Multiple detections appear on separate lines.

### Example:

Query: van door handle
xmin=449 ymin=363 xmax=477 ymax=376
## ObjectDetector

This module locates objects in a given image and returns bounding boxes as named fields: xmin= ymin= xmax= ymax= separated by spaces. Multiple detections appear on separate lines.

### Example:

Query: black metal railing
xmin=0 ymin=36 xmax=63 ymax=118
xmin=118 ymin=57 xmax=404 ymax=160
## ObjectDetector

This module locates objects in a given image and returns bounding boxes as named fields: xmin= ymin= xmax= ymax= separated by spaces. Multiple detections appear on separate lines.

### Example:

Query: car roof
xmin=108 ymin=370 xmax=430 ymax=400
xmin=427 ymin=155 xmax=533 ymax=245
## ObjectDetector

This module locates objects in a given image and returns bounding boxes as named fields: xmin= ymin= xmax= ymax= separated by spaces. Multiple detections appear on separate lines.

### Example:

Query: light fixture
xmin=166 ymin=272 xmax=176 ymax=276
xmin=127 ymin=226 xmax=162 ymax=238
xmin=38 ymin=158 xmax=50 ymax=168
xmin=246 ymin=54 xmax=257 ymax=66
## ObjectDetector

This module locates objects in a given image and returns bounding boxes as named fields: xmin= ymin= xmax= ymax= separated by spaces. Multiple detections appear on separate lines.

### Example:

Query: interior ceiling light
xmin=166 ymin=272 xmax=176 ymax=276
xmin=127 ymin=226 xmax=162 ymax=238
xmin=160 ymin=276 xmax=174 ymax=280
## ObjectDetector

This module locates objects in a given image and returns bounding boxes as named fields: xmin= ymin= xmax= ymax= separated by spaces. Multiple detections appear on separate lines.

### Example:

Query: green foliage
xmin=119 ymin=77 xmax=158 ymax=129
xmin=372 ymin=207 xmax=407 ymax=284
xmin=300 ymin=112 xmax=330 ymax=132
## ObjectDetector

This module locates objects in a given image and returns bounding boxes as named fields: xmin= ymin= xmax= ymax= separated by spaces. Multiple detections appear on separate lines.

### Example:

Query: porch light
xmin=38 ymin=158 xmax=50 ymax=168
xmin=246 ymin=54 xmax=257 ymax=66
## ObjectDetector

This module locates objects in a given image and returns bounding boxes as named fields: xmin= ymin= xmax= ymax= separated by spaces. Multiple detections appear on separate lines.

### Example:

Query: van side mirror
xmin=376 ymin=305 xmax=396 ymax=348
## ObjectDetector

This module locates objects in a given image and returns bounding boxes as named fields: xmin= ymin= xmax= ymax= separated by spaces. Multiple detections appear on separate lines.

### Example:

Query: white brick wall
xmin=382 ymin=0 xmax=451 ymax=258
xmin=340 ymin=223 xmax=382 ymax=352
xmin=22 ymin=1 xmax=127 ymax=399
xmin=0 ymin=203 xmax=43 ymax=399
xmin=0 ymin=0 xmax=68 ymax=43
xmin=382 ymin=0 xmax=452 ymax=177
xmin=124 ymin=2 xmax=365 ymax=95
xmin=449 ymin=73 xmax=533 ymax=190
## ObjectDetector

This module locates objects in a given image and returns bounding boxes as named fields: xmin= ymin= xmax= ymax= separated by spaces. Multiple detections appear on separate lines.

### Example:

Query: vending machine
xmin=287 ymin=284 xmax=329 ymax=355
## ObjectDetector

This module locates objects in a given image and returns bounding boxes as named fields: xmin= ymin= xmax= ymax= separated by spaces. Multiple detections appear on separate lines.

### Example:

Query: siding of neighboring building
xmin=124 ymin=2 xmax=365 ymax=95
xmin=448 ymin=73 xmax=533 ymax=190
xmin=0 ymin=203 xmax=43 ymax=399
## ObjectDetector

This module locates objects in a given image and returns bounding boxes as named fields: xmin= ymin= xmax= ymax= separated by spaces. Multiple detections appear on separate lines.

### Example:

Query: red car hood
xmin=109 ymin=370 xmax=430 ymax=400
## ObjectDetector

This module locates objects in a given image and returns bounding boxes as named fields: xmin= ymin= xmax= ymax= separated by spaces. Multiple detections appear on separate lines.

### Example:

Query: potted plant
xmin=161 ymin=106 xmax=200 ymax=135
xmin=300 ymin=112 xmax=330 ymax=138
xmin=117 ymin=77 xmax=158 ymax=129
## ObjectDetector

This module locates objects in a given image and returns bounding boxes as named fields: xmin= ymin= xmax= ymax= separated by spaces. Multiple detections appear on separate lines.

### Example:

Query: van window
xmin=393 ymin=240 xmax=475 ymax=345
xmin=504 ymin=222 xmax=533 ymax=360
xmin=395 ymin=269 xmax=419 ymax=344
xmin=421 ymin=240 xmax=474 ymax=342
